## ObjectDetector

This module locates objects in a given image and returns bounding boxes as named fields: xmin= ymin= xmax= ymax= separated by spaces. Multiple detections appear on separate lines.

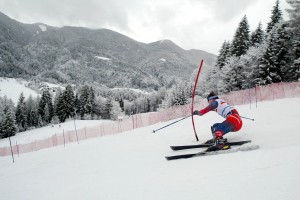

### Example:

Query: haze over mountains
xmin=0 ymin=11 xmax=216 ymax=90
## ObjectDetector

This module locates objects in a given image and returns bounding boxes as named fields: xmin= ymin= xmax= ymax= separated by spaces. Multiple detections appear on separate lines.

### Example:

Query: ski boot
xmin=204 ymin=127 xmax=226 ymax=145
xmin=204 ymin=126 xmax=217 ymax=144
xmin=204 ymin=138 xmax=215 ymax=144
xmin=206 ymin=136 xmax=230 ymax=152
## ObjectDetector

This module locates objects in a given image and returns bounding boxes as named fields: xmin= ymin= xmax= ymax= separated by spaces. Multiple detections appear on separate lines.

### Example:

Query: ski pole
xmin=153 ymin=115 xmax=191 ymax=133
xmin=240 ymin=116 xmax=255 ymax=121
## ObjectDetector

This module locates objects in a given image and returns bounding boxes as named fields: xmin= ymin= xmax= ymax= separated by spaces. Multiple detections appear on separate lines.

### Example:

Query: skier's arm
xmin=197 ymin=101 xmax=218 ymax=116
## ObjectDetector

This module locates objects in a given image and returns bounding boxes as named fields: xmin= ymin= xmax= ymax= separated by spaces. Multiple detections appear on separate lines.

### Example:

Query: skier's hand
xmin=193 ymin=110 xmax=200 ymax=115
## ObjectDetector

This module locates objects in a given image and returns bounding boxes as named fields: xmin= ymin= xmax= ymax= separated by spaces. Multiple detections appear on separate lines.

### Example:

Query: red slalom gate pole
xmin=191 ymin=59 xmax=204 ymax=141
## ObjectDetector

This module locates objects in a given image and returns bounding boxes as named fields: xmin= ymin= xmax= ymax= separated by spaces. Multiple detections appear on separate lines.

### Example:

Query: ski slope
xmin=0 ymin=78 xmax=39 ymax=105
xmin=0 ymin=98 xmax=300 ymax=200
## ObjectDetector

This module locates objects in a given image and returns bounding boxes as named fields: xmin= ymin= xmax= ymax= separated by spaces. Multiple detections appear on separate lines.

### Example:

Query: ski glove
xmin=193 ymin=110 xmax=200 ymax=115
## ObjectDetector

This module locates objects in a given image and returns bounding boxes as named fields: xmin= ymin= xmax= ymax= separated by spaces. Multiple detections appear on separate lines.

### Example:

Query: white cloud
xmin=0 ymin=0 xmax=289 ymax=54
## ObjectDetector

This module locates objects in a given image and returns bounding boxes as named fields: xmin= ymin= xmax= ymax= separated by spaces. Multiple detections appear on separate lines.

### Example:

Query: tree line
xmin=0 ymin=80 xmax=194 ymax=139
xmin=200 ymin=0 xmax=299 ymax=95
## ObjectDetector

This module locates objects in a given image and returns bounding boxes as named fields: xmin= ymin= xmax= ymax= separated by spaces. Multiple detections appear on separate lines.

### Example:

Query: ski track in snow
xmin=0 ymin=98 xmax=300 ymax=200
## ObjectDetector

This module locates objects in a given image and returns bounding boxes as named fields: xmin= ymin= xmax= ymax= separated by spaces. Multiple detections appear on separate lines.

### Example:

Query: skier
xmin=193 ymin=92 xmax=243 ymax=150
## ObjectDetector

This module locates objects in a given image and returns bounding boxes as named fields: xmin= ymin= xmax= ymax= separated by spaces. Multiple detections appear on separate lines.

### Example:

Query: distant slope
xmin=0 ymin=78 xmax=39 ymax=104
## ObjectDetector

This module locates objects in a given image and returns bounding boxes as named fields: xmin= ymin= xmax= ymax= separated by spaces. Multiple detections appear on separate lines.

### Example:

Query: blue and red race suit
xmin=199 ymin=99 xmax=242 ymax=137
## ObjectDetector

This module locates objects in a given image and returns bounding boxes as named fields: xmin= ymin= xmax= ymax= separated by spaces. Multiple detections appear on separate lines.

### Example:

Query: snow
xmin=38 ymin=24 xmax=47 ymax=32
xmin=43 ymin=82 xmax=63 ymax=89
xmin=112 ymin=87 xmax=149 ymax=94
xmin=1 ymin=98 xmax=300 ymax=200
xmin=0 ymin=119 xmax=113 ymax=147
xmin=0 ymin=78 xmax=39 ymax=105
xmin=0 ymin=77 xmax=68 ymax=105
xmin=95 ymin=56 xmax=111 ymax=61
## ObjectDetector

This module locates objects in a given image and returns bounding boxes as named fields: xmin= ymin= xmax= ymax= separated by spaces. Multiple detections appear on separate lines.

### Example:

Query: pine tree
xmin=88 ymin=87 xmax=96 ymax=118
xmin=231 ymin=15 xmax=250 ymax=57
xmin=74 ymin=93 xmax=80 ymax=117
xmin=79 ymin=85 xmax=90 ymax=119
xmin=0 ymin=96 xmax=15 ymax=123
xmin=0 ymin=122 xmax=2 ymax=138
xmin=266 ymin=0 xmax=283 ymax=33
xmin=250 ymin=22 xmax=264 ymax=46
xmin=218 ymin=57 xmax=237 ymax=93
xmin=119 ymin=99 xmax=124 ymax=112
xmin=15 ymin=92 xmax=27 ymax=131
xmin=207 ymin=41 xmax=232 ymax=92
xmin=1 ymin=111 xmax=17 ymax=138
xmin=258 ymin=23 xmax=290 ymax=85
xmin=170 ymin=82 xmax=188 ymax=106
xmin=241 ymin=42 xmax=268 ymax=89
xmin=103 ymin=98 xmax=113 ymax=119
xmin=56 ymin=92 xmax=66 ymax=122
xmin=286 ymin=0 xmax=300 ymax=81
xmin=110 ymin=100 xmax=122 ymax=120
xmin=55 ymin=85 xmax=75 ymax=122
xmin=38 ymin=90 xmax=53 ymax=123
xmin=224 ymin=16 xmax=251 ymax=91
xmin=64 ymin=85 xmax=75 ymax=119
xmin=291 ymin=39 xmax=300 ymax=81
xmin=227 ymin=56 xmax=244 ymax=91
xmin=26 ymin=95 xmax=39 ymax=127
xmin=53 ymin=88 xmax=63 ymax=116
xmin=215 ymin=41 xmax=231 ymax=68
xmin=44 ymin=104 xmax=50 ymax=124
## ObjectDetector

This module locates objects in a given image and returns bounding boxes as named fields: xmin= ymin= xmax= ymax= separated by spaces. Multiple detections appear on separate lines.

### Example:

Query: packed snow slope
xmin=1 ymin=98 xmax=300 ymax=200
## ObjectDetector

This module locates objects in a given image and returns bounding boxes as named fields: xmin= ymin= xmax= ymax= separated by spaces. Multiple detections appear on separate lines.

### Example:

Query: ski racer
xmin=193 ymin=92 xmax=243 ymax=150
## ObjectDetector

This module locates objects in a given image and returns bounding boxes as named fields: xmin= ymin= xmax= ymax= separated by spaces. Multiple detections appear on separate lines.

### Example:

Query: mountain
xmin=0 ymin=11 xmax=216 ymax=90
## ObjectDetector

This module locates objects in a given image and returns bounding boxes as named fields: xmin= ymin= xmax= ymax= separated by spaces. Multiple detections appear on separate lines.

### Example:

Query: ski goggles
xmin=207 ymin=96 xmax=218 ymax=101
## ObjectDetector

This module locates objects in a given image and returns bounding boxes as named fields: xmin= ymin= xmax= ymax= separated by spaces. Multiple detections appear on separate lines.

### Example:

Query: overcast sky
xmin=0 ymin=0 xmax=289 ymax=55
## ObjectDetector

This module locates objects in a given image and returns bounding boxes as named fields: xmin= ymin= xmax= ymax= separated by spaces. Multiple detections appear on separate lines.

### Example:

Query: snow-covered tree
xmin=110 ymin=100 xmax=122 ymax=120
xmin=15 ymin=92 xmax=27 ymax=131
xmin=239 ymin=43 xmax=268 ymax=88
xmin=257 ymin=22 xmax=290 ymax=85
xmin=38 ymin=89 xmax=53 ymax=123
xmin=53 ymin=88 xmax=63 ymax=116
xmin=123 ymin=100 xmax=134 ymax=116
xmin=215 ymin=41 xmax=232 ymax=68
xmin=289 ymin=39 xmax=300 ymax=81
xmin=206 ymin=41 xmax=231 ymax=93
xmin=286 ymin=0 xmax=300 ymax=81
xmin=1 ymin=111 xmax=17 ymax=138
xmin=103 ymin=98 xmax=113 ymax=119
xmin=135 ymin=96 xmax=150 ymax=113
xmin=26 ymin=95 xmax=39 ymax=128
xmin=169 ymin=81 xmax=188 ymax=106
xmin=0 ymin=96 xmax=15 ymax=123
xmin=79 ymin=85 xmax=90 ymax=118
xmin=266 ymin=0 xmax=283 ymax=33
xmin=250 ymin=22 xmax=265 ymax=46
xmin=78 ymin=85 xmax=95 ymax=119
xmin=231 ymin=15 xmax=250 ymax=57
xmin=88 ymin=86 xmax=96 ymax=118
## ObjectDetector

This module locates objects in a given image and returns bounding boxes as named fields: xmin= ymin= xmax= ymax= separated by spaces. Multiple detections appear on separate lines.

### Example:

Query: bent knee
xmin=227 ymin=114 xmax=243 ymax=131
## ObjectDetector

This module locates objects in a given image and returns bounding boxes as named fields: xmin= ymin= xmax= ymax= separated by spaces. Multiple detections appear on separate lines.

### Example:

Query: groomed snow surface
xmin=1 ymin=98 xmax=300 ymax=200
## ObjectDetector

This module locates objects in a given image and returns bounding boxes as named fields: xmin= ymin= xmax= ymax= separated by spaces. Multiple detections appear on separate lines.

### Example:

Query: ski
xmin=170 ymin=140 xmax=251 ymax=151
xmin=165 ymin=145 xmax=259 ymax=161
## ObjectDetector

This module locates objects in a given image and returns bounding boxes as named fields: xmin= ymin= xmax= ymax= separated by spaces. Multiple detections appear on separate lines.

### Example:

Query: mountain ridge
xmin=0 ymin=11 xmax=216 ymax=90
